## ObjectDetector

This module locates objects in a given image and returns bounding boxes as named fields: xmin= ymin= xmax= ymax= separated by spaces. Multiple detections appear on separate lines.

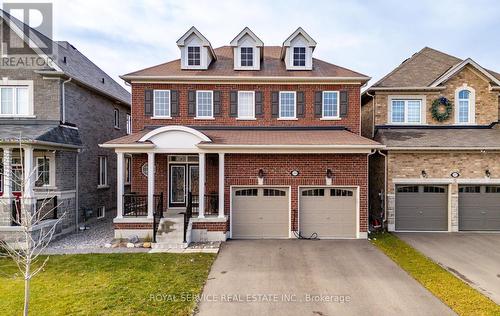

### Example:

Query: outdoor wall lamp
xmin=421 ymin=170 xmax=427 ymax=178
xmin=485 ymin=169 xmax=491 ymax=178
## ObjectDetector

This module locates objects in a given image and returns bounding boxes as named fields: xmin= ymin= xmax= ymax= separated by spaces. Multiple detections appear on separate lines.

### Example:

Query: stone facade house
xmin=362 ymin=47 xmax=500 ymax=232
xmin=102 ymin=27 xmax=382 ymax=246
xmin=0 ymin=11 xmax=131 ymax=243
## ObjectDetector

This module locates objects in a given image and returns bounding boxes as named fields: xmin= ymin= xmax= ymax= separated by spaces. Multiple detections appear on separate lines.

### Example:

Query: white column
xmin=116 ymin=152 xmax=124 ymax=219
xmin=198 ymin=153 xmax=205 ymax=218
xmin=2 ymin=148 xmax=12 ymax=199
xmin=218 ymin=153 xmax=225 ymax=218
xmin=23 ymin=146 xmax=34 ymax=199
xmin=147 ymin=152 xmax=155 ymax=219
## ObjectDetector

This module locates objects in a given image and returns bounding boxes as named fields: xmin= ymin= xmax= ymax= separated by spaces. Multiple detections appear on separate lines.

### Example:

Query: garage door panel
xmin=395 ymin=186 xmax=448 ymax=231
xmin=459 ymin=186 xmax=500 ymax=231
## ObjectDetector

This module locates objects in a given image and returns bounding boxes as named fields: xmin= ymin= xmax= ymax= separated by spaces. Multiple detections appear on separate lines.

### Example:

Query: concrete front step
xmin=151 ymin=242 xmax=188 ymax=249
xmin=155 ymin=216 xmax=188 ymax=248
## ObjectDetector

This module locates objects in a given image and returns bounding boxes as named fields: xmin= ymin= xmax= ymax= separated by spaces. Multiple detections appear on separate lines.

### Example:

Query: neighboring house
xmin=362 ymin=47 xmax=500 ymax=232
xmin=102 ymin=26 xmax=382 ymax=244
xmin=0 ymin=11 xmax=131 ymax=243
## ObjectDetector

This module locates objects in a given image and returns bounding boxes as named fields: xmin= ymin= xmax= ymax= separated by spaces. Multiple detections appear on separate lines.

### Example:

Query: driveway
xmin=197 ymin=240 xmax=453 ymax=316
xmin=398 ymin=232 xmax=500 ymax=304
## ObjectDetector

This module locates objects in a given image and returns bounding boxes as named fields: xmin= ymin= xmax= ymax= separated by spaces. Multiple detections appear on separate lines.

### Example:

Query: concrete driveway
xmin=197 ymin=240 xmax=453 ymax=316
xmin=398 ymin=233 xmax=500 ymax=304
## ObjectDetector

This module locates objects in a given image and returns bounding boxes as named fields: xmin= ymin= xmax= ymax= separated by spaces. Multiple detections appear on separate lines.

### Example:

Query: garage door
xmin=231 ymin=187 xmax=289 ymax=239
xmin=299 ymin=188 xmax=357 ymax=238
xmin=459 ymin=185 xmax=500 ymax=231
xmin=395 ymin=185 xmax=448 ymax=231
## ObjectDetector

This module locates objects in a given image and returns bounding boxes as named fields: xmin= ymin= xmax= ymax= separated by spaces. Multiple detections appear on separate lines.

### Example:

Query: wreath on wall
xmin=430 ymin=97 xmax=453 ymax=122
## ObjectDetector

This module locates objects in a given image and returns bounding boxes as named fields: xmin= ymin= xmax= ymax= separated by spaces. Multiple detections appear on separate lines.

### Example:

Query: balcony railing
xmin=123 ymin=193 xmax=163 ymax=217
xmin=191 ymin=193 xmax=219 ymax=217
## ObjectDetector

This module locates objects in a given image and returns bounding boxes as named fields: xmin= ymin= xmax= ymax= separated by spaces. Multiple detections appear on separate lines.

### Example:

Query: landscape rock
xmin=143 ymin=242 xmax=151 ymax=248
xmin=126 ymin=242 xmax=135 ymax=248
xmin=128 ymin=235 xmax=140 ymax=243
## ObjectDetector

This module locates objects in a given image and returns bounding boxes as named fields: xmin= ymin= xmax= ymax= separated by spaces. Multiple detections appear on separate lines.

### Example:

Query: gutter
xmin=120 ymin=75 xmax=372 ymax=84
xmin=367 ymin=86 xmax=445 ymax=91
xmin=75 ymin=149 xmax=80 ymax=232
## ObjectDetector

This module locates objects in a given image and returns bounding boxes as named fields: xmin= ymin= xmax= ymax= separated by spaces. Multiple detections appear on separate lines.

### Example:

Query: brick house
xmin=0 ymin=11 xmax=130 ymax=243
xmin=362 ymin=47 xmax=500 ymax=232
xmin=102 ymin=27 xmax=382 ymax=245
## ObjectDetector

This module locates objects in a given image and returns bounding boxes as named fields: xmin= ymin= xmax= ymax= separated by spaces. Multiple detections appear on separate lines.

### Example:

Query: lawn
xmin=371 ymin=232 xmax=500 ymax=316
xmin=0 ymin=253 xmax=216 ymax=316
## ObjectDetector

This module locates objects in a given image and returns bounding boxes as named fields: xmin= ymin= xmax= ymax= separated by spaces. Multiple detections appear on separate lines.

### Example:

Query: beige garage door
xmin=299 ymin=188 xmax=357 ymax=238
xmin=232 ymin=187 xmax=289 ymax=239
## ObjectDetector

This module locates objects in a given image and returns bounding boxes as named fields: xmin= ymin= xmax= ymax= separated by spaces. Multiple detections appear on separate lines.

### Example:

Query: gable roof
xmin=0 ymin=10 xmax=130 ymax=105
xmin=122 ymin=46 xmax=369 ymax=82
xmin=176 ymin=26 xmax=217 ymax=60
xmin=430 ymin=58 xmax=500 ymax=87
xmin=230 ymin=27 xmax=264 ymax=47
xmin=368 ymin=47 xmax=500 ymax=89
xmin=281 ymin=27 xmax=317 ymax=59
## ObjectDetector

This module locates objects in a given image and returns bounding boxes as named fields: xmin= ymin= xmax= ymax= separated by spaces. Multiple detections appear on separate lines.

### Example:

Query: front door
xmin=169 ymin=164 xmax=199 ymax=208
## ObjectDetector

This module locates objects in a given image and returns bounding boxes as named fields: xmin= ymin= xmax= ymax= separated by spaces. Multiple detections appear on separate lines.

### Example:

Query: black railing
xmin=123 ymin=193 xmax=163 ymax=217
xmin=153 ymin=193 xmax=164 ymax=243
xmin=181 ymin=192 xmax=194 ymax=243
xmin=191 ymin=193 xmax=219 ymax=217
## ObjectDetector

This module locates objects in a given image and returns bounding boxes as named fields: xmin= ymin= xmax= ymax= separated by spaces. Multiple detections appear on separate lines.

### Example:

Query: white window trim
xmin=34 ymin=154 xmax=56 ymax=188
xmin=454 ymin=85 xmax=476 ymax=125
xmin=239 ymin=46 xmax=254 ymax=68
xmin=322 ymin=91 xmax=340 ymax=119
xmin=279 ymin=91 xmax=297 ymax=119
xmin=196 ymin=90 xmax=214 ymax=119
xmin=124 ymin=155 xmax=132 ymax=185
xmin=98 ymin=156 xmax=108 ymax=188
xmin=0 ymin=79 xmax=35 ymax=117
xmin=186 ymin=46 xmax=201 ymax=67
xmin=113 ymin=109 xmax=120 ymax=129
xmin=153 ymin=89 xmax=171 ymax=119
xmin=387 ymin=95 xmax=426 ymax=125
xmin=292 ymin=46 xmax=307 ymax=67
xmin=237 ymin=91 xmax=255 ymax=119
xmin=97 ymin=206 xmax=105 ymax=219
xmin=126 ymin=113 xmax=131 ymax=134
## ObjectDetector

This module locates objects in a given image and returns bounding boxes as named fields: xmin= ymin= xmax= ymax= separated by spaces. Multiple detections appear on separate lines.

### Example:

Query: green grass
xmin=371 ymin=232 xmax=500 ymax=316
xmin=0 ymin=253 xmax=216 ymax=316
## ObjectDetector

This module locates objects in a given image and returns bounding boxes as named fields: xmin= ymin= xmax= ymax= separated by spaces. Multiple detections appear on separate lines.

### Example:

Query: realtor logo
xmin=1 ymin=2 xmax=54 ymax=56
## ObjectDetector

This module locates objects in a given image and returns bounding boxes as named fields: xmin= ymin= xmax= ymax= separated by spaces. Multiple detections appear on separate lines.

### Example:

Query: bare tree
xmin=0 ymin=142 xmax=65 ymax=316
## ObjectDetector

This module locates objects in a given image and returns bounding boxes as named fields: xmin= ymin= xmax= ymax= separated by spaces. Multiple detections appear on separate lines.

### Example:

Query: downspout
xmin=366 ymin=149 xmax=377 ymax=235
xmin=366 ymin=90 xmax=376 ymax=138
xmin=61 ymin=77 xmax=72 ymax=124
xmin=377 ymin=149 xmax=388 ymax=223
xmin=75 ymin=149 xmax=80 ymax=231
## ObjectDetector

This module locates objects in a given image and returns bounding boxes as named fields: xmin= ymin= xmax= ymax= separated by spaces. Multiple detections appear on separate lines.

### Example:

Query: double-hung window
xmin=196 ymin=91 xmax=213 ymax=118
xmin=391 ymin=99 xmax=422 ymax=124
xmin=238 ymin=91 xmax=255 ymax=119
xmin=126 ymin=113 xmax=131 ymax=134
xmin=98 ymin=156 xmax=107 ymax=187
xmin=187 ymin=46 xmax=201 ymax=66
xmin=457 ymin=90 xmax=471 ymax=123
xmin=153 ymin=90 xmax=170 ymax=117
xmin=240 ymin=47 xmax=253 ymax=67
xmin=0 ymin=86 xmax=29 ymax=115
xmin=293 ymin=47 xmax=306 ymax=66
xmin=279 ymin=91 xmax=296 ymax=119
xmin=322 ymin=91 xmax=339 ymax=118
xmin=36 ymin=157 xmax=51 ymax=187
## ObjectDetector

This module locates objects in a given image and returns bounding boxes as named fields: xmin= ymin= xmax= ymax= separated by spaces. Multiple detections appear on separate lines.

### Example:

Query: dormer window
xmin=187 ymin=46 xmax=201 ymax=66
xmin=293 ymin=47 xmax=306 ymax=67
xmin=241 ymin=47 xmax=253 ymax=67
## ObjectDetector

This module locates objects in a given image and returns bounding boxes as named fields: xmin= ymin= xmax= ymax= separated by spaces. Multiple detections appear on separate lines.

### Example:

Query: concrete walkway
xmin=398 ymin=232 xmax=500 ymax=304
xmin=197 ymin=240 xmax=454 ymax=316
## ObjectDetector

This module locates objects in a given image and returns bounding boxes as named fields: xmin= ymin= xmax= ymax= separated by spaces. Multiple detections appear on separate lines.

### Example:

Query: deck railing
xmin=191 ymin=193 xmax=219 ymax=217
xmin=123 ymin=193 xmax=163 ymax=217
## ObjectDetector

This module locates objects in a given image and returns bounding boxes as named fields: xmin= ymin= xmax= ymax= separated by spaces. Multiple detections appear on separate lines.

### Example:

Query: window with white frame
xmin=322 ymin=91 xmax=339 ymax=118
xmin=293 ymin=47 xmax=306 ymax=67
xmin=113 ymin=109 xmax=119 ymax=128
xmin=196 ymin=91 xmax=213 ymax=118
xmin=97 ymin=206 xmax=105 ymax=219
xmin=238 ymin=91 xmax=255 ymax=119
xmin=0 ymin=86 xmax=29 ymax=115
xmin=187 ymin=46 xmax=201 ymax=66
xmin=125 ymin=156 xmax=131 ymax=185
xmin=279 ymin=91 xmax=296 ymax=118
xmin=11 ymin=156 xmax=22 ymax=192
xmin=457 ymin=89 xmax=472 ymax=123
xmin=240 ymin=47 xmax=253 ymax=67
xmin=126 ymin=113 xmax=131 ymax=134
xmin=391 ymin=99 xmax=422 ymax=124
xmin=153 ymin=90 xmax=170 ymax=117
xmin=98 ymin=156 xmax=107 ymax=187
xmin=35 ymin=157 xmax=51 ymax=187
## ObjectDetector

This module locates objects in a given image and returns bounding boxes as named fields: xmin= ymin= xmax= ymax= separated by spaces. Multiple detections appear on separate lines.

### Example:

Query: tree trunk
xmin=24 ymin=270 xmax=30 ymax=316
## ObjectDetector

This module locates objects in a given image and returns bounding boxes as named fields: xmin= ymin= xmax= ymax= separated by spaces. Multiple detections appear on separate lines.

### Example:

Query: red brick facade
xmin=131 ymin=83 xmax=362 ymax=134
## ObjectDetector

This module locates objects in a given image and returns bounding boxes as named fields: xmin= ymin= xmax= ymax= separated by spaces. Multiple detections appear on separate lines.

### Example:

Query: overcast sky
xmin=42 ymin=0 xmax=500 ymax=89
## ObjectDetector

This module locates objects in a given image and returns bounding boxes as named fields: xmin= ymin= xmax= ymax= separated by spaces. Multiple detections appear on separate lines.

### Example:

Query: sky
xmin=14 ymin=0 xmax=500 ymax=90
